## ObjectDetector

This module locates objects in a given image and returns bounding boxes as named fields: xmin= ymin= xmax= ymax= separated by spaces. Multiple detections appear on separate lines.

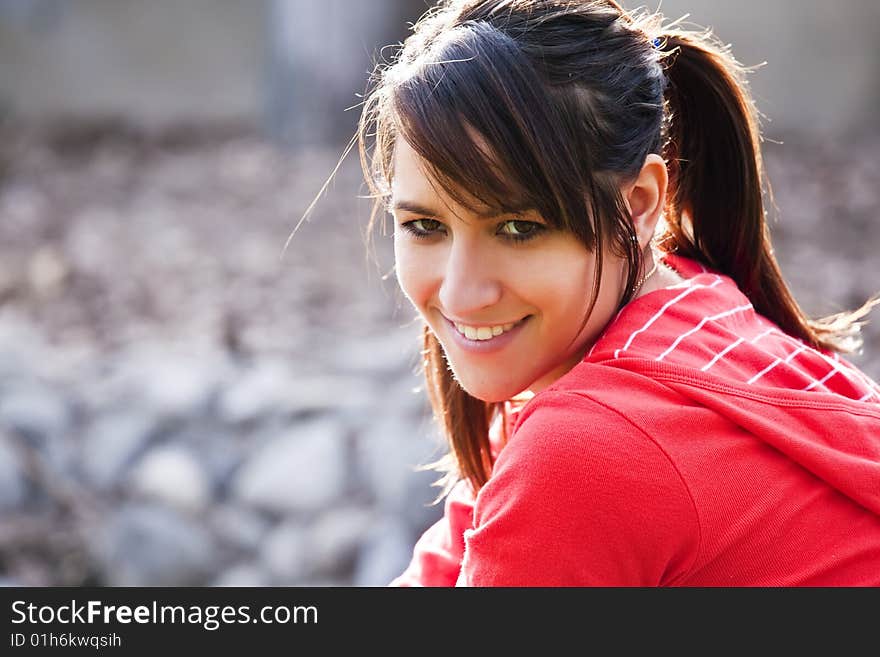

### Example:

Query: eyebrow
xmin=391 ymin=199 xmax=501 ymax=220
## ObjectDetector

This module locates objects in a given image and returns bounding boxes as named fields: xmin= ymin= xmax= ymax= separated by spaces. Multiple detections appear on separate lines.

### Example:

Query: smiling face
xmin=391 ymin=138 xmax=629 ymax=403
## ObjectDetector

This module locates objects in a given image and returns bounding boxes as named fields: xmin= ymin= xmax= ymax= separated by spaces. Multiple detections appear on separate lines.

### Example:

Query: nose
xmin=437 ymin=238 xmax=503 ymax=319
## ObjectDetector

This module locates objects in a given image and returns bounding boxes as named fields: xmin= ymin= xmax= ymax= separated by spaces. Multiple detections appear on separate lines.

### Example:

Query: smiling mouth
xmin=452 ymin=316 xmax=529 ymax=341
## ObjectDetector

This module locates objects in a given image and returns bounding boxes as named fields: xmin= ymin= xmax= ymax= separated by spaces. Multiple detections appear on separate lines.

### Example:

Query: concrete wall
xmin=652 ymin=0 xmax=880 ymax=139
xmin=0 ymin=0 xmax=267 ymax=125
xmin=264 ymin=0 xmax=405 ymax=146
xmin=0 ymin=0 xmax=878 ymax=141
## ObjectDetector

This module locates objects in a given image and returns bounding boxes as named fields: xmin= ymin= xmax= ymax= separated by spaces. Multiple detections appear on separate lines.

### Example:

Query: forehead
xmin=390 ymin=138 xmax=506 ymax=219
xmin=390 ymin=138 xmax=437 ymax=202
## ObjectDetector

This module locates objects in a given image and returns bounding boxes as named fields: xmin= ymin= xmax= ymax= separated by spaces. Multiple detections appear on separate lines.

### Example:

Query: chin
xmin=467 ymin=390 xmax=510 ymax=404
xmin=453 ymin=373 xmax=523 ymax=404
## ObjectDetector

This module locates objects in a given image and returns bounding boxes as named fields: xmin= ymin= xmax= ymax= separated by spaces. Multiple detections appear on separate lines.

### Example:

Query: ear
xmin=621 ymin=154 xmax=668 ymax=250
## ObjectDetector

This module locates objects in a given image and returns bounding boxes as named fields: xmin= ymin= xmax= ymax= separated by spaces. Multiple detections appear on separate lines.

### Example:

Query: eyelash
xmin=399 ymin=218 xmax=546 ymax=244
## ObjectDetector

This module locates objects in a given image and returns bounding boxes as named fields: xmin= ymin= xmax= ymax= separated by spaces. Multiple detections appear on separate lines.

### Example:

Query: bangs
xmin=386 ymin=21 xmax=594 ymax=231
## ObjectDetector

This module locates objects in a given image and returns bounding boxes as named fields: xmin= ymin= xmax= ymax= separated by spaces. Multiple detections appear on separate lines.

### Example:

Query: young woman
xmin=356 ymin=0 xmax=880 ymax=585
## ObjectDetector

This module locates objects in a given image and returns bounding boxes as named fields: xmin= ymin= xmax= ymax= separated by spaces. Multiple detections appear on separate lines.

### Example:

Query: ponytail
xmin=656 ymin=28 xmax=878 ymax=352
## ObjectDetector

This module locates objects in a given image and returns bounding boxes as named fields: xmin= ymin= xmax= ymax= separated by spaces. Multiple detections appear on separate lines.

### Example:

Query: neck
xmin=633 ymin=254 xmax=684 ymax=299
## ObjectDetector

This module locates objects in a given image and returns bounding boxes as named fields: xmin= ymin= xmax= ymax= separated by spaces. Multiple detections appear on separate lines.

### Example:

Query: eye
xmin=412 ymin=219 xmax=443 ymax=232
xmin=498 ymin=219 xmax=545 ymax=241
xmin=400 ymin=218 xmax=445 ymax=238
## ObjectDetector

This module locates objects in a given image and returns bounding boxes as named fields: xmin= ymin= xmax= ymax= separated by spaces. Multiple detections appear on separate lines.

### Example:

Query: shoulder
xmin=465 ymin=387 xmax=701 ymax=585
xmin=486 ymin=385 xmax=700 ymax=532
xmin=500 ymin=386 xmax=688 ymax=490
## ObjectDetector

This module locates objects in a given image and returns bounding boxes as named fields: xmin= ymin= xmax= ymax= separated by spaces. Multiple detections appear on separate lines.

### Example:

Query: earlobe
xmin=624 ymin=154 xmax=668 ymax=246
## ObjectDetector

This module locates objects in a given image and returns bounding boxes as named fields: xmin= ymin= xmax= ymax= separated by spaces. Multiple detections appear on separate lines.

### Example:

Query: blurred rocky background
xmin=0 ymin=0 xmax=878 ymax=586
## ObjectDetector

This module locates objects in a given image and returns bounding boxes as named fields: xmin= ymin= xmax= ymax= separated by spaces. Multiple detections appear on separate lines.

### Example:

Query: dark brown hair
xmin=356 ymin=0 xmax=877 ymax=497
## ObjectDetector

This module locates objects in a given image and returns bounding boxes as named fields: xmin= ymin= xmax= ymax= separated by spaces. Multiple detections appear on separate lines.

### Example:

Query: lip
xmin=443 ymin=315 xmax=530 ymax=354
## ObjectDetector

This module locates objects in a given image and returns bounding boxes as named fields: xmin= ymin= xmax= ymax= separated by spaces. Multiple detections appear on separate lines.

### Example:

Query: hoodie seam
xmin=603 ymin=360 xmax=880 ymax=418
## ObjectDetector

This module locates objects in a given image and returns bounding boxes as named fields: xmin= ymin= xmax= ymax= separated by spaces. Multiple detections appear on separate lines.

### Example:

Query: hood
xmin=584 ymin=253 xmax=880 ymax=516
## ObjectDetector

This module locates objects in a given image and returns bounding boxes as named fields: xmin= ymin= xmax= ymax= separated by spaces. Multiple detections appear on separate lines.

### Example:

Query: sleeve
xmin=388 ymin=477 xmax=476 ymax=586
xmin=457 ymin=391 xmax=700 ymax=586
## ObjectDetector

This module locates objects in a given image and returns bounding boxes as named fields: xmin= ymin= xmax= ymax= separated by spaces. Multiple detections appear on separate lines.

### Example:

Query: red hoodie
xmin=390 ymin=253 xmax=880 ymax=586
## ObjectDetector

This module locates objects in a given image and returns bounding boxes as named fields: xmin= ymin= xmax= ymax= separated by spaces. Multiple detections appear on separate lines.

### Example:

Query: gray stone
xmin=115 ymin=347 xmax=226 ymax=418
xmin=0 ymin=576 xmax=25 ymax=587
xmin=208 ymin=503 xmax=270 ymax=552
xmin=352 ymin=516 xmax=415 ymax=587
xmin=128 ymin=444 xmax=211 ymax=513
xmin=268 ymin=374 xmax=377 ymax=424
xmin=78 ymin=411 xmax=157 ymax=491
xmin=94 ymin=503 xmax=217 ymax=586
xmin=0 ymin=432 xmax=28 ymax=511
xmin=330 ymin=327 xmax=420 ymax=377
xmin=141 ymin=361 xmax=219 ymax=418
xmin=287 ymin=375 xmax=376 ymax=417
xmin=211 ymin=562 xmax=271 ymax=587
xmin=231 ymin=418 xmax=347 ymax=514
xmin=0 ymin=311 xmax=45 ymax=382
xmin=219 ymin=362 xmax=378 ymax=424
xmin=356 ymin=413 xmax=443 ymax=528
xmin=297 ymin=576 xmax=348 ymax=587
xmin=161 ymin=422 xmax=242 ymax=491
xmin=217 ymin=360 xmax=296 ymax=424
xmin=374 ymin=375 xmax=431 ymax=421
xmin=0 ymin=384 xmax=72 ymax=444
xmin=260 ymin=520 xmax=308 ymax=584
xmin=305 ymin=506 xmax=374 ymax=576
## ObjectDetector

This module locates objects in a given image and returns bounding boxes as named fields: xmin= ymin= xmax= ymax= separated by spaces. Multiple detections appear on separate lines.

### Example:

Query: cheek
xmin=528 ymin=250 xmax=597 ymax=312
xmin=528 ymin=247 xmax=622 ymax=338
xmin=393 ymin=237 xmax=432 ymax=308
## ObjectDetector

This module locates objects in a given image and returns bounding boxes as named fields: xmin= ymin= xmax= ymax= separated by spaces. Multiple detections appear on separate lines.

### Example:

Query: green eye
xmin=503 ymin=220 xmax=535 ymax=235
xmin=499 ymin=220 xmax=544 ymax=241
xmin=412 ymin=219 xmax=443 ymax=232
xmin=400 ymin=218 xmax=445 ymax=239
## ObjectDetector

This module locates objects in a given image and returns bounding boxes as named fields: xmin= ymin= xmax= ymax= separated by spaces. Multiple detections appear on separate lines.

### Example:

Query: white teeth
xmin=454 ymin=320 xmax=519 ymax=341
